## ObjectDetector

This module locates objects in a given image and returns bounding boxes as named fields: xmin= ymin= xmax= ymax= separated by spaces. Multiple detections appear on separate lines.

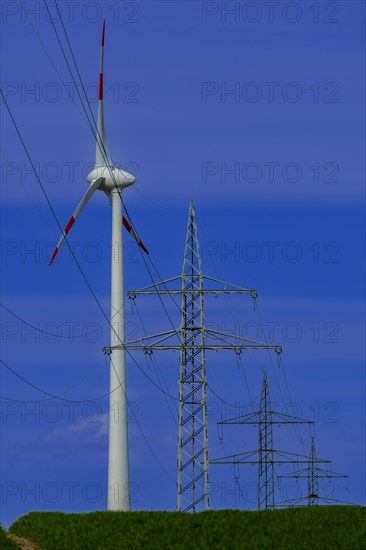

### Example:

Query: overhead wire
xmin=109 ymin=353 xmax=176 ymax=484
xmin=0 ymin=148 xmax=57 ymax=237
xmin=254 ymin=300 xmax=308 ymax=455
xmin=195 ymin=219 xmax=311 ymax=496
xmin=196 ymin=218 xmax=256 ymax=404
xmin=132 ymin=300 xmax=178 ymax=426
xmin=18 ymin=0 xmax=90 ymax=128
xmin=0 ymin=358 xmax=106 ymax=403
xmin=1 ymin=352 xmax=179 ymax=404
xmin=1 ymin=302 xmax=105 ymax=340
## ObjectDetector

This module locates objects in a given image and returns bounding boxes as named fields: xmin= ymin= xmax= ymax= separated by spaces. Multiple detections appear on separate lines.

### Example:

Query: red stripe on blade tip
xmin=139 ymin=241 xmax=149 ymax=255
xmin=101 ymin=20 xmax=105 ymax=47
xmin=122 ymin=216 xmax=132 ymax=232
xmin=49 ymin=247 xmax=59 ymax=266
xmin=98 ymin=73 xmax=103 ymax=100
xmin=65 ymin=216 xmax=75 ymax=234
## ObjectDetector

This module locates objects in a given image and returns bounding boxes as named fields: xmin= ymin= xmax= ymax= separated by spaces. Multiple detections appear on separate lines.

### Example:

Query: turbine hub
xmin=87 ymin=166 xmax=135 ymax=190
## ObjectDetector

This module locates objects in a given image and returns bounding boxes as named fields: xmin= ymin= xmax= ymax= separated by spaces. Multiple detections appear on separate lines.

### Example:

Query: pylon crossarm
xmin=212 ymin=448 xmax=332 ymax=465
xmin=127 ymin=275 xmax=258 ymax=296
xmin=104 ymin=328 xmax=182 ymax=352
xmin=276 ymin=495 xmax=352 ymax=507
xmin=210 ymin=449 xmax=258 ymax=463
xmin=312 ymin=496 xmax=352 ymax=505
xmin=130 ymin=289 xmax=257 ymax=295
xmin=278 ymin=463 xmax=331 ymax=478
xmin=275 ymin=496 xmax=310 ymax=507
xmin=105 ymin=324 xmax=282 ymax=352
xmin=125 ymin=328 xmax=181 ymax=345
xmin=218 ymin=411 xmax=260 ymax=425
xmin=279 ymin=472 xmax=344 ymax=479
xmin=127 ymin=276 xmax=182 ymax=296
xmin=218 ymin=411 xmax=314 ymax=425
xmin=211 ymin=458 xmax=315 ymax=465
xmin=204 ymin=328 xmax=282 ymax=352
xmin=273 ymin=449 xmax=330 ymax=462
xmin=315 ymin=469 xmax=348 ymax=478
xmin=202 ymin=275 xmax=258 ymax=296
xmin=268 ymin=410 xmax=314 ymax=424
xmin=107 ymin=344 xmax=282 ymax=352
xmin=278 ymin=468 xmax=309 ymax=478
xmin=280 ymin=466 xmax=347 ymax=478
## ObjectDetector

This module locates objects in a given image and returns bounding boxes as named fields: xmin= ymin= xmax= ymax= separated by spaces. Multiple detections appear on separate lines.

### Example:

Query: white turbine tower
xmin=49 ymin=20 xmax=148 ymax=511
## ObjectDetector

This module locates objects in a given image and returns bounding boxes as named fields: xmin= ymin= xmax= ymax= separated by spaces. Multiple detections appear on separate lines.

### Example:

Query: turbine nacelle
xmin=87 ymin=166 xmax=136 ymax=190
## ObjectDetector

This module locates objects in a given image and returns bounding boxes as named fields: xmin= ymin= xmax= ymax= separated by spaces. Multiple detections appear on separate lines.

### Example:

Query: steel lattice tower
xmin=277 ymin=436 xmax=349 ymax=506
xmin=258 ymin=371 xmax=274 ymax=510
xmin=308 ymin=437 xmax=319 ymax=505
xmin=177 ymin=201 xmax=209 ymax=512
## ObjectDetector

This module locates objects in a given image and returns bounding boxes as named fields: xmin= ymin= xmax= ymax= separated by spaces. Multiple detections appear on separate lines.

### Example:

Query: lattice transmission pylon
xmin=277 ymin=436 xmax=349 ymax=507
xmin=258 ymin=371 xmax=274 ymax=510
xmin=176 ymin=202 xmax=209 ymax=512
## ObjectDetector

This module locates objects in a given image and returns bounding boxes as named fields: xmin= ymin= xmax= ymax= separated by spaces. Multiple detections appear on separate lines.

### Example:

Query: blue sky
xmin=1 ymin=0 xmax=365 ymax=526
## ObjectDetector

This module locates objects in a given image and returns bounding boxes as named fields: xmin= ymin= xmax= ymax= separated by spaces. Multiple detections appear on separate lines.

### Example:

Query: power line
xmin=0 ymin=302 xmax=105 ymax=340
xmin=1 ymin=354 xmax=176 ymax=486
xmin=109 ymin=354 xmax=175 ymax=484
xmin=0 ymin=349 xmax=180 ymax=406
xmin=254 ymin=301 xmax=307 ymax=455
xmin=132 ymin=300 xmax=178 ymax=426
xmin=0 ymin=358 xmax=106 ymax=403
xmin=18 ymin=0 xmax=90 ymax=128
xmin=0 ymin=148 xmax=57 ymax=237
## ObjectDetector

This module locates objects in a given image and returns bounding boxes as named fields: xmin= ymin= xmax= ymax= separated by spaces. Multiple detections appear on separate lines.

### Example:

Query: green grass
xmin=9 ymin=507 xmax=366 ymax=550
xmin=0 ymin=525 xmax=18 ymax=549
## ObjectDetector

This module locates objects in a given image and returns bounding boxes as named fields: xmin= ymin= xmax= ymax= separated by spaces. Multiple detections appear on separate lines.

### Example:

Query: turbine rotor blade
xmin=122 ymin=216 xmax=149 ymax=255
xmin=49 ymin=177 xmax=104 ymax=266
xmin=96 ymin=19 xmax=110 ymax=166
xmin=105 ymin=192 xmax=148 ymax=254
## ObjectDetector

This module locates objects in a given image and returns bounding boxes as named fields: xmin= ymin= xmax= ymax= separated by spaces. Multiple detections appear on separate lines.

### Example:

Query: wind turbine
xmin=49 ymin=20 xmax=148 ymax=511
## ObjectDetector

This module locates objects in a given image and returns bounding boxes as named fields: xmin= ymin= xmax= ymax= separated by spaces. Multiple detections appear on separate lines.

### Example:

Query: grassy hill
xmin=0 ymin=526 xmax=18 ymax=549
xmin=7 ymin=506 xmax=365 ymax=550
